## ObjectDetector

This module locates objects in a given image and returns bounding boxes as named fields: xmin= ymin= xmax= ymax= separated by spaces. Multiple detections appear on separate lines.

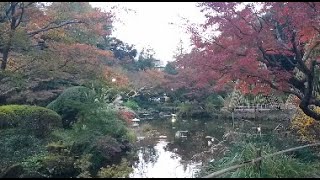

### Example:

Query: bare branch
xmin=27 ymin=20 xmax=86 ymax=37
xmin=291 ymin=31 xmax=311 ymax=74
xmin=14 ymin=2 xmax=24 ymax=28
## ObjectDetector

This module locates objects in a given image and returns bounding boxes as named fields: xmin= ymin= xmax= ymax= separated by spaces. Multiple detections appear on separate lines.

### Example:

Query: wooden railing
xmin=233 ymin=103 xmax=297 ymax=111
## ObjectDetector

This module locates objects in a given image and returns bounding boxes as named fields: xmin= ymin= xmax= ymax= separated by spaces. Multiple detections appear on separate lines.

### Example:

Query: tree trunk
xmin=1 ymin=42 xmax=12 ymax=70
xmin=1 ymin=2 xmax=17 ymax=71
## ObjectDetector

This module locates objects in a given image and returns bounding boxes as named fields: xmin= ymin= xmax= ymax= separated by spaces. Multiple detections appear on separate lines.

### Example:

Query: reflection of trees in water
xmin=166 ymin=131 xmax=207 ymax=162
xmin=132 ymin=145 xmax=159 ymax=178
xmin=134 ymin=119 xmax=229 ymax=169
xmin=165 ymin=119 xmax=229 ymax=163
xmin=141 ymin=145 xmax=158 ymax=164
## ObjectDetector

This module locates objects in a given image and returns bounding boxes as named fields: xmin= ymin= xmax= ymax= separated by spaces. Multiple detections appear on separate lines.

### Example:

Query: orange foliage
xmin=127 ymin=69 xmax=168 ymax=91
xmin=103 ymin=66 xmax=129 ymax=88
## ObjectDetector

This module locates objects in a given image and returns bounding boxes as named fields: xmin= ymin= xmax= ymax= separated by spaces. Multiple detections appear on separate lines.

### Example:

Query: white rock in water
xmin=159 ymin=135 xmax=167 ymax=139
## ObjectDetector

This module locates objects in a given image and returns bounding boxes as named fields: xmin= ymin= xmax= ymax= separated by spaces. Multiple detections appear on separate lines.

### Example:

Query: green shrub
xmin=204 ymin=94 xmax=224 ymax=116
xmin=0 ymin=105 xmax=62 ymax=137
xmin=74 ymin=154 xmax=93 ymax=178
xmin=39 ymin=154 xmax=77 ymax=178
xmin=123 ymin=129 xmax=137 ymax=143
xmin=177 ymin=102 xmax=193 ymax=117
xmin=141 ymin=123 xmax=153 ymax=133
xmin=97 ymin=158 xmax=133 ymax=178
xmin=0 ymin=129 xmax=48 ymax=170
xmin=21 ymin=153 xmax=48 ymax=174
xmin=123 ymin=99 xmax=140 ymax=110
xmin=46 ymin=86 xmax=96 ymax=128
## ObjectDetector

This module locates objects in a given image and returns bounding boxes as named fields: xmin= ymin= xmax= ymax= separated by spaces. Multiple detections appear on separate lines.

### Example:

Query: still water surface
xmin=129 ymin=118 xmax=230 ymax=178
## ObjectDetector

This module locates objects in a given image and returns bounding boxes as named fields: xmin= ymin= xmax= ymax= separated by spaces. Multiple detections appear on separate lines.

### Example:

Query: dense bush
xmin=46 ymin=103 xmax=134 ymax=177
xmin=0 ymin=105 xmax=62 ymax=137
xmin=4 ymin=84 xmax=136 ymax=178
xmin=97 ymin=158 xmax=133 ymax=178
xmin=123 ymin=99 xmax=140 ymax=110
xmin=46 ymin=86 xmax=96 ymax=128
xmin=0 ymin=129 xmax=48 ymax=170
xmin=177 ymin=102 xmax=193 ymax=117
xmin=204 ymin=94 xmax=224 ymax=115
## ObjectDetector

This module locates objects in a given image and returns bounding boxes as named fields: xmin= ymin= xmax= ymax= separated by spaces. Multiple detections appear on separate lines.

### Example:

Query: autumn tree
xmin=0 ymin=2 xmax=133 ymax=105
xmin=183 ymin=2 xmax=320 ymax=120
xmin=0 ymin=2 xmax=114 ymax=71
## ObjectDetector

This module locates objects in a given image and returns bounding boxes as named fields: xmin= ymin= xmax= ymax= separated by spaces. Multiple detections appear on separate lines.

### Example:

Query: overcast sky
xmin=90 ymin=2 xmax=205 ymax=65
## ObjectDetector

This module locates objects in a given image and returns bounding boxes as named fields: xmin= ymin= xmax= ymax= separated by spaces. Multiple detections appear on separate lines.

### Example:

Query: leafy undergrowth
xmin=197 ymin=135 xmax=320 ymax=178
xmin=291 ymin=107 xmax=320 ymax=143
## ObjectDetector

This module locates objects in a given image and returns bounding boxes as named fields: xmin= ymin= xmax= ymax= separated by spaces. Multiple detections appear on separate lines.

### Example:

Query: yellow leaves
xmin=291 ymin=107 xmax=320 ymax=142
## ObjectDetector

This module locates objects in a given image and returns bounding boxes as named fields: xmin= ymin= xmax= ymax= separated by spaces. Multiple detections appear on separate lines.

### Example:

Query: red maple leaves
xmin=176 ymin=2 xmax=320 ymax=97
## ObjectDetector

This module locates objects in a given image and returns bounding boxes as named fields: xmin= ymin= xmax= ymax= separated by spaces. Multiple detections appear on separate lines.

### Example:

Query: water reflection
xmin=130 ymin=118 xmax=228 ymax=178
xmin=130 ymin=116 xmax=290 ymax=178
xmin=130 ymin=140 xmax=201 ymax=178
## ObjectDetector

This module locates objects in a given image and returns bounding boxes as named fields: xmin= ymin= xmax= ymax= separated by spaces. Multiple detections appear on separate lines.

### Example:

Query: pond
xmin=129 ymin=115 xmax=288 ymax=178
xmin=129 ymin=117 xmax=233 ymax=178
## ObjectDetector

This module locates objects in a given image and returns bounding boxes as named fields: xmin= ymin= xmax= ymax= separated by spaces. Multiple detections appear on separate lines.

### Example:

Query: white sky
xmin=90 ymin=2 xmax=205 ymax=65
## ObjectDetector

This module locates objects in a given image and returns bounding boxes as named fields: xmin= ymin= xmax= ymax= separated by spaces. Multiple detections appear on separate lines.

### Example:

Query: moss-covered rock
xmin=0 ymin=105 xmax=62 ymax=137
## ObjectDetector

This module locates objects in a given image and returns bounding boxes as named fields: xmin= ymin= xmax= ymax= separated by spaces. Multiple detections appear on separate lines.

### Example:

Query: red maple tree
xmin=180 ymin=2 xmax=320 ymax=120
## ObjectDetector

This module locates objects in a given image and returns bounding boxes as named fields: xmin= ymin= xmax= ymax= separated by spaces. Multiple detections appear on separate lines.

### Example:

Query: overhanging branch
xmin=27 ymin=20 xmax=85 ymax=37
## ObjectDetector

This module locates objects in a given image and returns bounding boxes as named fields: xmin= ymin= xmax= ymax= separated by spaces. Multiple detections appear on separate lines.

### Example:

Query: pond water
xmin=129 ymin=118 xmax=233 ymax=178
xmin=129 ymin=116 xmax=287 ymax=178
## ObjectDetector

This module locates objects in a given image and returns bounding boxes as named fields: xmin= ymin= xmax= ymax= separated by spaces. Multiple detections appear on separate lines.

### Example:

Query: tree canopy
xmin=177 ymin=2 xmax=320 ymax=120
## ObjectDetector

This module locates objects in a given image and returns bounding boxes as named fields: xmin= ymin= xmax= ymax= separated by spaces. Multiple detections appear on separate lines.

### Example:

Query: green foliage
xmin=177 ymin=102 xmax=193 ymax=117
xmin=0 ymin=105 xmax=62 ymax=137
xmin=164 ymin=62 xmax=178 ymax=75
xmin=46 ymin=86 xmax=96 ymax=128
xmin=135 ymin=48 xmax=159 ymax=71
xmin=12 ymin=28 xmax=31 ymax=51
xmin=74 ymin=154 xmax=93 ymax=178
xmin=198 ymin=140 xmax=320 ymax=178
xmin=123 ymin=99 xmax=140 ymax=110
xmin=49 ymin=102 xmax=132 ymax=176
xmin=21 ymin=153 xmax=48 ymax=174
xmin=141 ymin=123 xmax=153 ymax=133
xmin=46 ymin=141 xmax=70 ymax=155
xmin=0 ymin=129 xmax=48 ymax=170
xmin=204 ymin=94 xmax=224 ymax=114
xmin=0 ymin=70 xmax=26 ymax=92
xmin=39 ymin=154 xmax=77 ymax=178
xmin=97 ymin=158 xmax=133 ymax=178
xmin=123 ymin=129 xmax=137 ymax=143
